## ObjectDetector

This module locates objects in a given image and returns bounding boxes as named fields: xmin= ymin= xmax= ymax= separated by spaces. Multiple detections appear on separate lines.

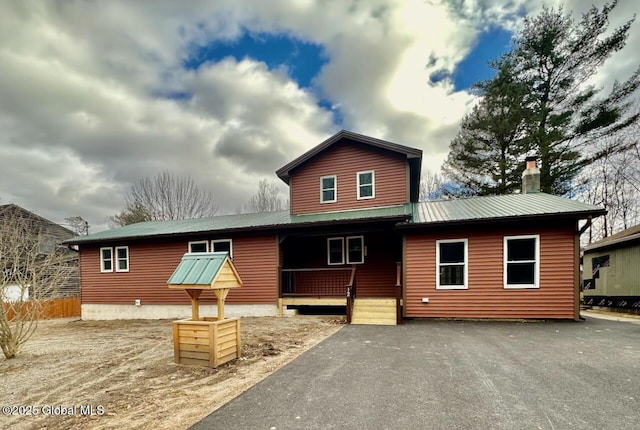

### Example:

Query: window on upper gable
xmin=320 ymin=175 xmax=337 ymax=203
xmin=357 ymin=171 xmax=375 ymax=200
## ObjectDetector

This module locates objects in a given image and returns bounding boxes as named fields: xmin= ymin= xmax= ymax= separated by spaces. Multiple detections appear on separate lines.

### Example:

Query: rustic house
xmin=582 ymin=224 xmax=640 ymax=312
xmin=65 ymin=130 xmax=605 ymax=323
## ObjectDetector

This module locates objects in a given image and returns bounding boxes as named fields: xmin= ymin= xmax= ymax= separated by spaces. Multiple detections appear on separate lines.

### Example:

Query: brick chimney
xmin=522 ymin=156 xmax=540 ymax=194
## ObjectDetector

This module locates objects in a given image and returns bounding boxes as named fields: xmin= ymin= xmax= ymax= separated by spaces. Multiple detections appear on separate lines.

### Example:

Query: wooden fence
xmin=2 ymin=296 xmax=81 ymax=320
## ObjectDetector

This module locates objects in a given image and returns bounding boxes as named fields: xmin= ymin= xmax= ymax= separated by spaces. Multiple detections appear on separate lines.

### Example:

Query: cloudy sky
xmin=1 ymin=0 xmax=638 ymax=232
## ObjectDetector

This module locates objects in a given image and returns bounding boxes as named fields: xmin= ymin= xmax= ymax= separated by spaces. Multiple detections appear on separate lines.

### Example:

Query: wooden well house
xmin=167 ymin=252 xmax=242 ymax=367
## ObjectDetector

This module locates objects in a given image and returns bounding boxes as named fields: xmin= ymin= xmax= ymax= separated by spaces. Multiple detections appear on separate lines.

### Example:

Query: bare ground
xmin=0 ymin=317 xmax=342 ymax=430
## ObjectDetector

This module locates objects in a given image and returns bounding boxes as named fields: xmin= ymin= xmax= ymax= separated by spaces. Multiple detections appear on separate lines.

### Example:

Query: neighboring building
xmin=0 ymin=204 xmax=80 ymax=298
xmin=582 ymin=224 xmax=640 ymax=311
xmin=65 ymin=130 xmax=605 ymax=322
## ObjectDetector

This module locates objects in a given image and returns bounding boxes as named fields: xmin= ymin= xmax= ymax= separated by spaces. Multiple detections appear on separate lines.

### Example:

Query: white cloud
xmin=0 ymin=0 xmax=636 ymax=230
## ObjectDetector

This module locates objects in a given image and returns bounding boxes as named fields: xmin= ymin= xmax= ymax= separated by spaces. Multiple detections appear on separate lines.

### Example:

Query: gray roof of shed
xmin=584 ymin=223 xmax=640 ymax=252
xmin=65 ymin=193 xmax=604 ymax=245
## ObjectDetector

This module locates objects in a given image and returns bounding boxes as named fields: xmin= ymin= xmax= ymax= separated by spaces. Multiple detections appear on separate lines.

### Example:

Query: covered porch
xmin=277 ymin=227 xmax=404 ymax=324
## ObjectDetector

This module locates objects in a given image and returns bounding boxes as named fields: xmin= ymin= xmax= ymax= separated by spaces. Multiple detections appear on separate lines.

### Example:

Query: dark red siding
xmin=404 ymin=222 xmax=578 ymax=319
xmin=289 ymin=142 xmax=409 ymax=214
xmin=80 ymin=234 xmax=278 ymax=305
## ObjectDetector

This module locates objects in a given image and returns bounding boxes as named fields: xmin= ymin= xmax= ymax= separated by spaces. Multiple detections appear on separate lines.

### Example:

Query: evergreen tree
xmin=444 ymin=1 xmax=640 ymax=195
xmin=443 ymin=60 xmax=530 ymax=195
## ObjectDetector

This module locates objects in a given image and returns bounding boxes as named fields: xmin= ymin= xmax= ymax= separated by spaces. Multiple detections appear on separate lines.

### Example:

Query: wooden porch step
xmin=351 ymin=298 xmax=397 ymax=326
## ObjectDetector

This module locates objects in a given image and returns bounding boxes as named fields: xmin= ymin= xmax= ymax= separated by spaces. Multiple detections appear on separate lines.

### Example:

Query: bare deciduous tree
xmin=65 ymin=216 xmax=89 ymax=235
xmin=1 ymin=211 xmax=74 ymax=359
xmin=111 ymin=172 xmax=219 ymax=226
xmin=579 ymin=124 xmax=640 ymax=243
xmin=419 ymin=171 xmax=446 ymax=201
xmin=242 ymin=179 xmax=288 ymax=213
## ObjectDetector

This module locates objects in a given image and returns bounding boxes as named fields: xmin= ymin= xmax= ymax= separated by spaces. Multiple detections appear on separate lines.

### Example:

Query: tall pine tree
xmin=444 ymin=1 xmax=640 ymax=195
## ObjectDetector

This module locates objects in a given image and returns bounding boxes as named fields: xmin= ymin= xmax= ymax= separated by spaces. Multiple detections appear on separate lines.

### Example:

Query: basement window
xmin=436 ymin=239 xmax=468 ymax=289
xmin=504 ymin=235 xmax=539 ymax=289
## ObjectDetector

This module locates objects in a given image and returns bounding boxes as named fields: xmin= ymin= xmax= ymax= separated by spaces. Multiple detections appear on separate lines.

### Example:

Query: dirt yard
xmin=0 ymin=317 xmax=342 ymax=430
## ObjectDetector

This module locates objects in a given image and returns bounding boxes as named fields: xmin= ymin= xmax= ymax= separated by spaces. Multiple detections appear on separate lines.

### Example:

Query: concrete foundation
xmin=81 ymin=304 xmax=278 ymax=320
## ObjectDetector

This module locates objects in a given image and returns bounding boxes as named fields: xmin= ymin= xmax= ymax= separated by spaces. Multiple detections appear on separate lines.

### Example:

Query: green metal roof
xmin=409 ymin=193 xmax=605 ymax=225
xmin=65 ymin=193 xmax=604 ymax=245
xmin=167 ymin=252 xmax=228 ymax=285
xmin=65 ymin=204 xmax=411 ymax=245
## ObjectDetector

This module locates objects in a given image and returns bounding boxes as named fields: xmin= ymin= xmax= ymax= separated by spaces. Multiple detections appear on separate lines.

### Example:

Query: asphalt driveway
xmin=191 ymin=316 xmax=640 ymax=430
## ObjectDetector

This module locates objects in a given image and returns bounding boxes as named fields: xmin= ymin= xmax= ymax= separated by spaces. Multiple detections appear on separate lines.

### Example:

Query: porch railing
xmin=395 ymin=262 xmax=403 ymax=325
xmin=280 ymin=267 xmax=354 ymax=297
xmin=346 ymin=266 xmax=356 ymax=324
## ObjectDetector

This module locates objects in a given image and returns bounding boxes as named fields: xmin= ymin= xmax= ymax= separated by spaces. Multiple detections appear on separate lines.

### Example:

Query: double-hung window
xmin=436 ymin=239 xmax=467 ymax=289
xmin=504 ymin=235 xmax=539 ymax=288
xmin=115 ymin=246 xmax=129 ymax=272
xmin=327 ymin=236 xmax=365 ymax=265
xmin=327 ymin=238 xmax=345 ymax=265
xmin=100 ymin=246 xmax=129 ymax=273
xmin=100 ymin=247 xmax=113 ymax=273
xmin=320 ymin=175 xmax=337 ymax=203
xmin=357 ymin=171 xmax=375 ymax=200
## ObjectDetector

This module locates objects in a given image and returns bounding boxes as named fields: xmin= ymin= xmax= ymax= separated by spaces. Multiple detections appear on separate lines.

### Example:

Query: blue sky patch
xmin=452 ymin=27 xmax=513 ymax=91
xmin=184 ymin=31 xmax=327 ymax=90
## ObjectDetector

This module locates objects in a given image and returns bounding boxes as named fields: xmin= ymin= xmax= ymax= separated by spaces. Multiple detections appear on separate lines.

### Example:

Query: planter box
xmin=172 ymin=317 xmax=241 ymax=367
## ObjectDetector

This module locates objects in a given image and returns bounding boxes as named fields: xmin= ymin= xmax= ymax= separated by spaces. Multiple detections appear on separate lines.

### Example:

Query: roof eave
xmin=64 ymin=214 xmax=412 ymax=246
xmin=276 ymin=130 xmax=422 ymax=184
xmin=397 ymin=209 xmax=607 ymax=230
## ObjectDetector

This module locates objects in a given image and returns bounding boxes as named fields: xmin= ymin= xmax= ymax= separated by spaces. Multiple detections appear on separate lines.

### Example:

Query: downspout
xmin=575 ymin=217 xmax=593 ymax=321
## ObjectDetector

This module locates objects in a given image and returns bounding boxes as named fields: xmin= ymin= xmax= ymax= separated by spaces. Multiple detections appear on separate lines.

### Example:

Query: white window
xmin=189 ymin=240 xmax=209 ymax=253
xmin=346 ymin=236 xmax=365 ymax=264
xmin=357 ymin=170 xmax=375 ymax=200
xmin=436 ymin=239 xmax=468 ymax=289
xmin=327 ymin=237 xmax=345 ymax=265
xmin=504 ymin=235 xmax=539 ymax=289
xmin=212 ymin=239 xmax=233 ymax=258
xmin=320 ymin=175 xmax=337 ymax=203
xmin=327 ymin=236 xmax=365 ymax=265
xmin=115 ymin=246 xmax=129 ymax=272
xmin=100 ymin=247 xmax=113 ymax=273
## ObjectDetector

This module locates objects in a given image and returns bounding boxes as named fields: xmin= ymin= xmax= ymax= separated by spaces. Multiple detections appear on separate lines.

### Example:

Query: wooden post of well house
xmin=167 ymin=252 xmax=243 ymax=367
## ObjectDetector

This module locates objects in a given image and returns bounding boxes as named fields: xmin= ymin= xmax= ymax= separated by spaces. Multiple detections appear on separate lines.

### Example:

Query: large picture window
xmin=320 ymin=175 xmax=337 ymax=203
xmin=504 ymin=235 xmax=539 ymax=288
xmin=436 ymin=239 xmax=467 ymax=289
xmin=357 ymin=171 xmax=375 ymax=200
